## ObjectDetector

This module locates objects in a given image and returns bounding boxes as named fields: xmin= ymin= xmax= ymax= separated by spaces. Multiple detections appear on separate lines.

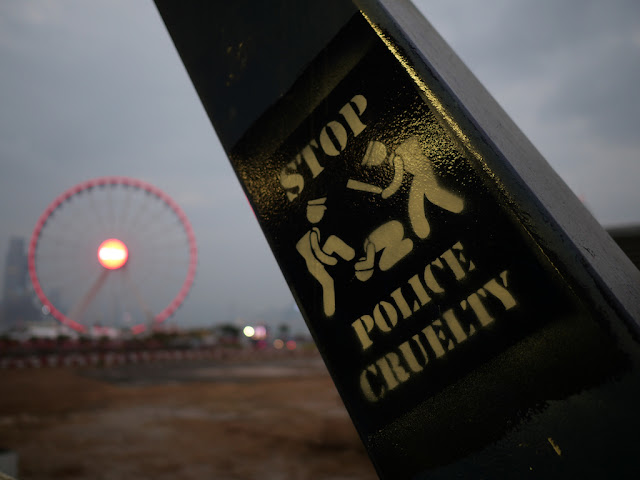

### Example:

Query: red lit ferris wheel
xmin=28 ymin=177 xmax=197 ymax=335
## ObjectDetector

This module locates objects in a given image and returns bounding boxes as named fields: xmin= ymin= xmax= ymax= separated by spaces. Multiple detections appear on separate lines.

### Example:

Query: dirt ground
xmin=0 ymin=352 xmax=377 ymax=479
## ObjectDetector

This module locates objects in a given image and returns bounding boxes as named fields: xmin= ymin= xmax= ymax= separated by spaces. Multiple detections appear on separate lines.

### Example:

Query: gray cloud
xmin=419 ymin=0 xmax=640 ymax=224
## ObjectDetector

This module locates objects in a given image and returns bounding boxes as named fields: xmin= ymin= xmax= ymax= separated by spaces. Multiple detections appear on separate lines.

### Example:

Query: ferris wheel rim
xmin=27 ymin=176 xmax=198 ymax=334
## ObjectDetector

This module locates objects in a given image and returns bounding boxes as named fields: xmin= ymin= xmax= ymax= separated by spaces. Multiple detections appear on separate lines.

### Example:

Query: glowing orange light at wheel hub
xmin=97 ymin=238 xmax=128 ymax=270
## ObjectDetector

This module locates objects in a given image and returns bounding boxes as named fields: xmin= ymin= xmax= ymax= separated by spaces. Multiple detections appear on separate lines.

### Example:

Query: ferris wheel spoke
xmin=67 ymin=268 xmax=110 ymax=323
xmin=133 ymin=238 xmax=188 ymax=265
xmin=37 ymin=245 xmax=91 ymax=266
xmin=121 ymin=267 xmax=156 ymax=325
xmin=136 ymin=259 xmax=188 ymax=284
xmin=106 ymin=184 xmax=116 ymax=234
xmin=127 ymin=252 xmax=188 ymax=291
xmin=133 ymin=202 xmax=169 ymax=238
xmin=135 ymin=224 xmax=188 ymax=247
xmin=39 ymin=269 xmax=97 ymax=298
xmin=137 ymin=234 xmax=191 ymax=258
xmin=123 ymin=188 xmax=154 ymax=236
xmin=36 ymin=261 xmax=96 ymax=290
xmin=118 ymin=187 xmax=140 ymax=232
xmin=37 ymin=238 xmax=81 ymax=254
xmin=86 ymin=186 xmax=111 ymax=233
xmin=41 ymin=221 xmax=92 ymax=249
xmin=112 ymin=187 xmax=129 ymax=233
xmin=131 ymin=268 xmax=185 ymax=296
xmin=116 ymin=184 xmax=133 ymax=233
xmin=105 ymin=272 xmax=125 ymax=327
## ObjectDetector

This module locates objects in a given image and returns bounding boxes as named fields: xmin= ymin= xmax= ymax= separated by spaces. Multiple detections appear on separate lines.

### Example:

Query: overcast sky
xmin=1 ymin=0 xmax=638 ymax=332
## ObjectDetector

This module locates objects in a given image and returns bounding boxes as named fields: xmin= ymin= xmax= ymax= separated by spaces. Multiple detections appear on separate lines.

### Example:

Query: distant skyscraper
xmin=1 ymin=236 xmax=38 ymax=330
xmin=3 ymin=237 xmax=28 ymax=302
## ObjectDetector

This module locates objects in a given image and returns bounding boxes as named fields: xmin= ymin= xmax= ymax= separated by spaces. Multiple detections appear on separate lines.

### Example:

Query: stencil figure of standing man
xmin=296 ymin=198 xmax=355 ymax=317
xmin=348 ymin=136 xmax=465 ymax=239
xmin=395 ymin=136 xmax=464 ymax=238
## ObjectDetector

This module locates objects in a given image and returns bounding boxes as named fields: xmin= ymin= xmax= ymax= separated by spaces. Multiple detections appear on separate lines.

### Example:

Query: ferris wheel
xmin=28 ymin=176 xmax=197 ymax=335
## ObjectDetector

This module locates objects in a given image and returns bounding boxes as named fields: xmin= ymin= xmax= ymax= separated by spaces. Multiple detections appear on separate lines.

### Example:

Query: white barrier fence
xmin=0 ymin=347 xmax=262 ymax=369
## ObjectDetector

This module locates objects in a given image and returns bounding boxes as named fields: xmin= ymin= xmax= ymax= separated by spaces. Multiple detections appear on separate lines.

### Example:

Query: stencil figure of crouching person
xmin=296 ymin=197 xmax=355 ymax=317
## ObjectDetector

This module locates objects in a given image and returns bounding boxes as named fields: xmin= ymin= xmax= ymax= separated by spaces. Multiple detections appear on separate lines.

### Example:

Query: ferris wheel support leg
xmin=67 ymin=269 xmax=110 ymax=324
xmin=122 ymin=268 xmax=156 ymax=327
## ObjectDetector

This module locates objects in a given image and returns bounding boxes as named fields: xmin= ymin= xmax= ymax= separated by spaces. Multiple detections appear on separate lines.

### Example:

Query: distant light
xmin=41 ymin=305 xmax=50 ymax=315
xmin=273 ymin=339 xmax=284 ymax=349
xmin=254 ymin=325 xmax=267 ymax=340
xmin=286 ymin=340 xmax=297 ymax=350
xmin=97 ymin=238 xmax=128 ymax=269
xmin=243 ymin=326 xmax=255 ymax=338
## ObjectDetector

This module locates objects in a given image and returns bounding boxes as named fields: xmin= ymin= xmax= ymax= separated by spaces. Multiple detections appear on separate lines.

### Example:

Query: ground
xmin=0 ymin=352 xmax=377 ymax=479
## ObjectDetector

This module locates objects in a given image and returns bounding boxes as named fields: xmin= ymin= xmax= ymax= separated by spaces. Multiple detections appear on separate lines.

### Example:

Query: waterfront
xmin=0 ymin=351 xmax=375 ymax=479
